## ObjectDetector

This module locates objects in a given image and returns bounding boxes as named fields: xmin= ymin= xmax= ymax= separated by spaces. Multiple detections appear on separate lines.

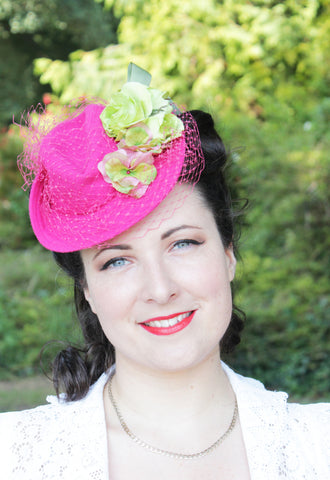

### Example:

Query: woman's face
xmin=81 ymin=184 xmax=236 ymax=373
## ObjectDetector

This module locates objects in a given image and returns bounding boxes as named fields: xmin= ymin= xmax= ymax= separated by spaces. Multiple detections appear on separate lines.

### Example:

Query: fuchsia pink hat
xmin=18 ymin=68 xmax=204 ymax=253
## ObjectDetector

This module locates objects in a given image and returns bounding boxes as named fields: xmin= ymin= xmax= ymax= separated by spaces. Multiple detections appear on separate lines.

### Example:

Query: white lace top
xmin=0 ymin=364 xmax=329 ymax=479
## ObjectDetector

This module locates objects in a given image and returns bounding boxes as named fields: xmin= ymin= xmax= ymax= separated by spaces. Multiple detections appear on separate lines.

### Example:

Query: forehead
xmin=88 ymin=184 xmax=216 ymax=251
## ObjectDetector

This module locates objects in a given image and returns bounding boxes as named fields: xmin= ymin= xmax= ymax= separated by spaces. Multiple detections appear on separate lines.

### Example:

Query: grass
xmin=0 ymin=375 xmax=55 ymax=412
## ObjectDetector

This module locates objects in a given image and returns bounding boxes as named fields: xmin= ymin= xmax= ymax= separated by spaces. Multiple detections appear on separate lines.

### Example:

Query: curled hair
xmin=188 ymin=111 xmax=245 ymax=354
xmin=51 ymin=251 xmax=115 ymax=400
xmin=52 ymin=110 xmax=246 ymax=400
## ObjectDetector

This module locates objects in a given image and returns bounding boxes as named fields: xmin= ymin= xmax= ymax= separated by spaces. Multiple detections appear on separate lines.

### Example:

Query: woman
xmin=0 ymin=67 xmax=329 ymax=479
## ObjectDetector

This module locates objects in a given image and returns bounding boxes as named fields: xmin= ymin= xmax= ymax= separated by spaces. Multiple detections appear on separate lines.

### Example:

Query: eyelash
xmin=100 ymin=257 xmax=128 ymax=271
xmin=100 ymin=239 xmax=203 ymax=270
xmin=172 ymin=239 xmax=204 ymax=250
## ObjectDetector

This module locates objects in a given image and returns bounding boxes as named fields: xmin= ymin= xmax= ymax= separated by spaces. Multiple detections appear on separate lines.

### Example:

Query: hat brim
xmin=29 ymin=136 xmax=186 ymax=252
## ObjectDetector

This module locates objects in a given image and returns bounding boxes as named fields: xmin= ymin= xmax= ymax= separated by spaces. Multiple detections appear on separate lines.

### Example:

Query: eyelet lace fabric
xmin=1 ymin=374 xmax=109 ymax=480
xmin=224 ymin=365 xmax=330 ymax=479
xmin=0 ymin=364 xmax=329 ymax=479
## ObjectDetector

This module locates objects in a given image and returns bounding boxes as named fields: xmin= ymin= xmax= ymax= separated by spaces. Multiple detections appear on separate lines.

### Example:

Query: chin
xmin=142 ymin=346 xmax=221 ymax=374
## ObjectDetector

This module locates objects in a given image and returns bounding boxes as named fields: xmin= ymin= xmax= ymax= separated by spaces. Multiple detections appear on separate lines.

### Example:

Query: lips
xmin=140 ymin=310 xmax=195 ymax=336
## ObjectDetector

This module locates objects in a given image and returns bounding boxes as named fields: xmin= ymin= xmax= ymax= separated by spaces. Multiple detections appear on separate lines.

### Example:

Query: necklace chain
xmin=107 ymin=373 xmax=238 ymax=460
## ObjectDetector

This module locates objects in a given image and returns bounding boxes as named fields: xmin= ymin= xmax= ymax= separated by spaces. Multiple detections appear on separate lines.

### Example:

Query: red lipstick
xmin=141 ymin=311 xmax=195 ymax=336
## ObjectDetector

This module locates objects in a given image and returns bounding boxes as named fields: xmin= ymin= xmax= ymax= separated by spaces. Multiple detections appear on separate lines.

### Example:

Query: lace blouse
xmin=0 ymin=364 xmax=329 ymax=479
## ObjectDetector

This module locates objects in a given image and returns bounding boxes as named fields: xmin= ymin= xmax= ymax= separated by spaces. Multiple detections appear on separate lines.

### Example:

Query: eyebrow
xmin=93 ymin=225 xmax=201 ymax=260
xmin=160 ymin=224 xmax=202 ymax=240
xmin=93 ymin=244 xmax=131 ymax=260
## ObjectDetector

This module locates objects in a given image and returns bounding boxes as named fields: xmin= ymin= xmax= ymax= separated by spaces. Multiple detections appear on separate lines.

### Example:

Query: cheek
xmin=207 ymin=272 xmax=233 ymax=337
xmin=92 ymin=293 xmax=129 ymax=345
xmin=196 ymin=258 xmax=233 ymax=321
xmin=204 ymin=270 xmax=232 ymax=304
xmin=192 ymin=251 xmax=232 ymax=296
xmin=86 ymin=275 xmax=137 ymax=328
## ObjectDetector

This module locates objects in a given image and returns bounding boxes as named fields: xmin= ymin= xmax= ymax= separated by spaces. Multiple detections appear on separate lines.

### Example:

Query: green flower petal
xmin=160 ymin=113 xmax=184 ymax=141
xmin=100 ymin=83 xmax=154 ymax=140
xmin=125 ymin=126 xmax=150 ymax=147
xmin=149 ymin=88 xmax=170 ymax=112
xmin=133 ymin=163 xmax=157 ymax=184
xmin=104 ymin=158 xmax=128 ymax=182
xmin=145 ymin=114 xmax=165 ymax=143
xmin=111 ymin=181 xmax=135 ymax=194
xmin=121 ymin=82 xmax=153 ymax=117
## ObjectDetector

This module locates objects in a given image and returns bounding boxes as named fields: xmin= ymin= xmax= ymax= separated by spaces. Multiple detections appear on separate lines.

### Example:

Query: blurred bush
xmin=0 ymin=0 xmax=329 ymax=399
xmin=0 ymin=246 xmax=81 ymax=379
xmin=223 ymin=112 xmax=329 ymax=399
xmin=0 ymin=0 xmax=119 ymax=126
xmin=0 ymin=126 xmax=34 ymax=248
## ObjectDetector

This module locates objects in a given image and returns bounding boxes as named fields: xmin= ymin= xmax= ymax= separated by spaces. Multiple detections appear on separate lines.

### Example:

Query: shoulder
xmin=285 ymin=401 xmax=330 ymax=440
xmin=223 ymin=363 xmax=330 ymax=477
xmin=280 ymin=402 xmax=330 ymax=476
xmin=224 ymin=362 xmax=330 ymax=425
xmin=0 ymin=389 xmax=89 ymax=433
xmin=0 ymin=401 xmax=75 ymax=478
xmin=0 ymin=372 xmax=109 ymax=479
xmin=0 ymin=400 xmax=64 ymax=443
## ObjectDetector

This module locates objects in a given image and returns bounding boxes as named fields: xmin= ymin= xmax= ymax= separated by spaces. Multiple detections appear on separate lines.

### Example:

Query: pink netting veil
xmin=17 ymin=101 xmax=205 ymax=253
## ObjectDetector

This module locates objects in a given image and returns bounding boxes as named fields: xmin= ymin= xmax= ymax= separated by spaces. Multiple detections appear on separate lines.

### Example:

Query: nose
xmin=141 ymin=261 xmax=178 ymax=305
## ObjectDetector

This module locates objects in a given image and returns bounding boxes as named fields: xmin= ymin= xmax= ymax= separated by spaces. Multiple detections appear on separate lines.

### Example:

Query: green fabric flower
xmin=100 ymin=82 xmax=166 ymax=141
xmin=100 ymin=82 xmax=184 ymax=146
xmin=124 ymin=125 xmax=150 ymax=147
xmin=98 ymin=80 xmax=184 ymax=198
xmin=98 ymin=149 xmax=157 ymax=198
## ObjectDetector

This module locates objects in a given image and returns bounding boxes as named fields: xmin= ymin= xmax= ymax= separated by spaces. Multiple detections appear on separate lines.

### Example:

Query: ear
xmin=225 ymin=245 xmax=236 ymax=282
xmin=83 ymin=286 xmax=97 ymax=314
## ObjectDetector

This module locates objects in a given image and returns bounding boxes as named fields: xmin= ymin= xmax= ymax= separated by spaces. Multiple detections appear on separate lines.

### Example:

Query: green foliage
xmin=230 ymin=252 xmax=329 ymax=399
xmin=35 ymin=1 xmax=330 ymax=125
xmin=0 ymin=246 xmax=80 ymax=378
xmin=221 ymin=112 xmax=329 ymax=398
xmin=0 ymin=126 xmax=35 ymax=248
xmin=34 ymin=45 xmax=130 ymax=103
xmin=0 ymin=0 xmax=329 ymax=399
xmin=100 ymin=0 xmax=329 ymax=122
xmin=0 ymin=0 xmax=118 ymax=49
xmin=0 ymin=0 xmax=119 ymax=125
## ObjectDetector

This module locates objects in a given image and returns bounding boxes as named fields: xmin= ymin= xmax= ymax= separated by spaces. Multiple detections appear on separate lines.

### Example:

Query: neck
xmin=111 ymin=350 xmax=234 ymax=425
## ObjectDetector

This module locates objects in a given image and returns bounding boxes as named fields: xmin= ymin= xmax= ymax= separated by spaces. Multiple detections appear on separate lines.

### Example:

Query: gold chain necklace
xmin=107 ymin=373 xmax=238 ymax=460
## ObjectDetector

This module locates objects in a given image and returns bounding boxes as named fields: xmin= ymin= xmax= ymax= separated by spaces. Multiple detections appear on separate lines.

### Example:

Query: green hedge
xmin=1 ymin=115 xmax=329 ymax=400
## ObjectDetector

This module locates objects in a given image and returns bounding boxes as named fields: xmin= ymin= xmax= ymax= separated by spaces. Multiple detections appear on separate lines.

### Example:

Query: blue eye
xmin=173 ymin=239 xmax=203 ymax=250
xmin=101 ymin=257 xmax=128 ymax=270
